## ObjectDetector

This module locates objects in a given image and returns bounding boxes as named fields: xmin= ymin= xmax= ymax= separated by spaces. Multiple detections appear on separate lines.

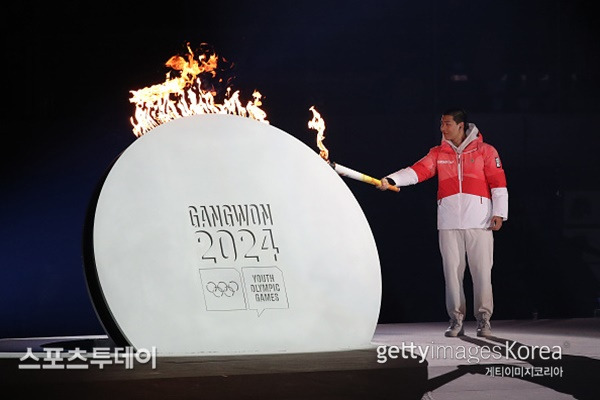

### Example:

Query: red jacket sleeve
xmin=411 ymin=147 xmax=439 ymax=182
xmin=483 ymin=144 xmax=507 ymax=188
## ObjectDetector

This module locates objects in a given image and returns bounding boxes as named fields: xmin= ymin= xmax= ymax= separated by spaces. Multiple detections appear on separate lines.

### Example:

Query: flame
xmin=308 ymin=106 xmax=329 ymax=161
xmin=129 ymin=43 xmax=268 ymax=137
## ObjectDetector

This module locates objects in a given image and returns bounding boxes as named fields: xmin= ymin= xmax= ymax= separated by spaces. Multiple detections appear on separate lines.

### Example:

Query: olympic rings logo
xmin=206 ymin=281 xmax=239 ymax=297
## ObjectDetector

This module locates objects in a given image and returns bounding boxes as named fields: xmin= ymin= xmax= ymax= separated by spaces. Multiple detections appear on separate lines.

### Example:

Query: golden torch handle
xmin=329 ymin=162 xmax=400 ymax=192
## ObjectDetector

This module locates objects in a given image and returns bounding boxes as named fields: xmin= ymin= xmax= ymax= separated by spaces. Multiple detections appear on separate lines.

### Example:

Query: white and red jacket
xmin=387 ymin=124 xmax=508 ymax=230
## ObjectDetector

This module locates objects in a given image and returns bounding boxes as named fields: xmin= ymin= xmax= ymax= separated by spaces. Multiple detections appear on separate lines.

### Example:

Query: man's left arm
xmin=483 ymin=145 xmax=508 ymax=231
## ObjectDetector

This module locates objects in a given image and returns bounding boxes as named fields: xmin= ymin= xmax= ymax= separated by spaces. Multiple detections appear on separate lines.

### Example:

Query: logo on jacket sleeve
xmin=495 ymin=157 xmax=501 ymax=168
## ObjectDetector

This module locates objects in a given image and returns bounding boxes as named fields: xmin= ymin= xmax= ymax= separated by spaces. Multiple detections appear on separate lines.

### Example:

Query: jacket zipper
xmin=457 ymin=153 xmax=463 ymax=193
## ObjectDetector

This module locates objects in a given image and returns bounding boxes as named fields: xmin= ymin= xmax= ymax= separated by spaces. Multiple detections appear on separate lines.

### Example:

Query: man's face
xmin=440 ymin=115 xmax=464 ymax=143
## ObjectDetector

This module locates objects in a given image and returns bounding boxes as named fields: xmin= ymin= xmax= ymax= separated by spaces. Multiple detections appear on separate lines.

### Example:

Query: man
xmin=378 ymin=109 xmax=508 ymax=337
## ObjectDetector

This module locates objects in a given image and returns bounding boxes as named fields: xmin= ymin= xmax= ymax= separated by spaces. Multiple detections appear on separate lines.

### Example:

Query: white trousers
xmin=438 ymin=229 xmax=494 ymax=322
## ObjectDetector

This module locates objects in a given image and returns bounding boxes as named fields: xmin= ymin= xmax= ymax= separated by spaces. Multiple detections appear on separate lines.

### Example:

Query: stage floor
xmin=1 ymin=318 xmax=598 ymax=399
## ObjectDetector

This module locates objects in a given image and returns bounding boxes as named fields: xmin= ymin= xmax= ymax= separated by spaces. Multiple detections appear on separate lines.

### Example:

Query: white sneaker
xmin=476 ymin=319 xmax=492 ymax=337
xmin=444 ymin=319 xmax=464 ymax=337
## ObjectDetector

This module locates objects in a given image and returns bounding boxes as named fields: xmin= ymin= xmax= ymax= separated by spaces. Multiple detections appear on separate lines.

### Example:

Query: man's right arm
xmin=379 ymin=148 xmax=438 ymax=190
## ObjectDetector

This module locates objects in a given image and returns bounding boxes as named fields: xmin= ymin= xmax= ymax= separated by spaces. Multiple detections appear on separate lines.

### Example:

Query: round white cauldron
xmin=85 ymin=114 xmax=381 ymax=356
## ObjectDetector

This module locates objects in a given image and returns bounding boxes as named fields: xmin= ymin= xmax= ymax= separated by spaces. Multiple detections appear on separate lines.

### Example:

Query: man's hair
xmin=442 ymin=108 xmax=468 ymax=131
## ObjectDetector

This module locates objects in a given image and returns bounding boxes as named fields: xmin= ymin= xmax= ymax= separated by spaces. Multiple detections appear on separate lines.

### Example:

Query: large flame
xmin=308 ymin=106 xmax=329 ymax=161
xmin=129 ymin=43 xmax=268 ymax=137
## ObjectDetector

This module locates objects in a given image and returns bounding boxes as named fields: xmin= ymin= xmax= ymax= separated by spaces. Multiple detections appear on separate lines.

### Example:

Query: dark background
xmin=2 ymin=0 xmax=599 ymax=338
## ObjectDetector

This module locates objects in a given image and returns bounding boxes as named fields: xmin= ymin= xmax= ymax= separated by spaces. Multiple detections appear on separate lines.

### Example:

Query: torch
xmin=308 ymin=107 xmax=399 ymax=192
xmin=326 ymin=161 xmax=399 ymax=191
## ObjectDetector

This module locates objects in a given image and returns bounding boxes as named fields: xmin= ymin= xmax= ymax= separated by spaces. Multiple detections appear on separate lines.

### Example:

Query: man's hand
xmin=489 ymin=216 xmax=503 ymax=231
xmin=378 ymin=177 xmax=391 ymax=191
